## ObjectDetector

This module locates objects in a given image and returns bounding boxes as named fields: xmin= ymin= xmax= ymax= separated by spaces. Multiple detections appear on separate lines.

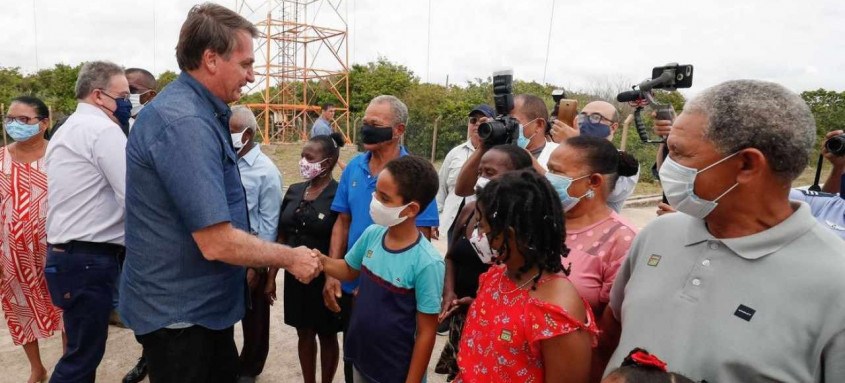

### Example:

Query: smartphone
xmin=651 ymin=64 xmax=693 ymax=89
xmin=556 ymin=99 xmax=579 ymax=127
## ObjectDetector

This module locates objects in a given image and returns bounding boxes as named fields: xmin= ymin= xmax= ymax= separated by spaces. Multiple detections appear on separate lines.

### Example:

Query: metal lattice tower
xmin=235 ymin=0 xmax=350 ymax=143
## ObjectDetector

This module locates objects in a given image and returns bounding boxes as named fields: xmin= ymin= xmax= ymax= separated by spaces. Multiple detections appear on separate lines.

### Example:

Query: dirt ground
xmin=0 ymin=206 xmax=657 ymax=383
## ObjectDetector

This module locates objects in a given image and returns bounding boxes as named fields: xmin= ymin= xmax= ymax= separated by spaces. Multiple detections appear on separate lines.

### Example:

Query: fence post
xmin=352 ymin=116 xmax=361 ymax=145
xmin=620 ymin=114 xmax=633 ymax=151
xmin=431 ymin=116 xmax=442 ymax=163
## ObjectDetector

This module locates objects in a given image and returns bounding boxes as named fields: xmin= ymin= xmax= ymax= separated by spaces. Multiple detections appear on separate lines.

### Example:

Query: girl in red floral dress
xmin=455 ymin=170 xmax=598 ymax=383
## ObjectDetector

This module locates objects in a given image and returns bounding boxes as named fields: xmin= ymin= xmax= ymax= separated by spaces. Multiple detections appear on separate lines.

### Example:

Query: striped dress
xmin=0 ymin=146 xmax=62 ymax=345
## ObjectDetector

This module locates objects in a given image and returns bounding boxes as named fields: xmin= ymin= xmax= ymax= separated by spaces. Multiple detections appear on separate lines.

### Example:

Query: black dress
xmin=281 ymin=180 xmax=342 ymax=334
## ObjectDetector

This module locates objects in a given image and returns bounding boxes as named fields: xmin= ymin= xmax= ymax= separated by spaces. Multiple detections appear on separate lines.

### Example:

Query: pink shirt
xmin=564 ymin=211 xmax=638 ymax=310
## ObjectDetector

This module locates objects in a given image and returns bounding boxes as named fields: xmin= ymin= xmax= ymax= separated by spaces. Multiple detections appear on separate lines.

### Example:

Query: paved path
xmin=0 ymin=206 xmax=659 ymax=383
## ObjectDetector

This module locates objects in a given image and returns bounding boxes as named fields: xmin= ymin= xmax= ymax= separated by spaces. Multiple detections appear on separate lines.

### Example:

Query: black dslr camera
xmin=616 ymin=63 xmax=694 ymax=143
xmin=478 ymin=70 xmax=521 ymax=146
xmin=826 ymin=134 xmax=845 ymax=156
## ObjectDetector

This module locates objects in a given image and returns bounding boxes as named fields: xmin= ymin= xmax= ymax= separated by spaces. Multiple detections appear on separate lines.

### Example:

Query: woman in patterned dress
xmin=455 ymin=170 xmax=597 ymax=383
xmin=0 ymin=96 xmax=64 ymax=383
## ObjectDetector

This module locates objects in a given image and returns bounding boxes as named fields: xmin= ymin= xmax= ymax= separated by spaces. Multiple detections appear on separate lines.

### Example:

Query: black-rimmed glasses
xmin=577 ymin=112 xmax=615 ymax=125
xmin=3 ymin=115 xmax=45 ymax=124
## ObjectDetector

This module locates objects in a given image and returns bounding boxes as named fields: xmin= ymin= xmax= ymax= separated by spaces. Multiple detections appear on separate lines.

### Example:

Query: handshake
xmin=287 ymin=246 xmax=326 ymax=284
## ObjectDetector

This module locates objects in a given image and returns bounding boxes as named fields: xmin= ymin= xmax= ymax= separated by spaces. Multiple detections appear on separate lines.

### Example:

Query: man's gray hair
xmin=75 ymin=61 xmax=125 ymax=99
xmin=230 ymin=105 xmax=257 ymax=132
xmin=369 ymin=95 xmax=408 ymax=126
xmin=684 ymin=80 xmax=816 ymax=181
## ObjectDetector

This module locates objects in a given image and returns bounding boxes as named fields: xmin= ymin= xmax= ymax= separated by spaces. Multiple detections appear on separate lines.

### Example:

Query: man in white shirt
xmin=44 ymin=60 xmax=130 ymax=383
xmin=436 ymin=104 xmax=493 ymax=239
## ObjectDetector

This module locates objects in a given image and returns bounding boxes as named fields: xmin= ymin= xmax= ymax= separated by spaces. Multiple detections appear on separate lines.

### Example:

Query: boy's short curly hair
xmin=384 ymin=155 xmax=439 ymax=212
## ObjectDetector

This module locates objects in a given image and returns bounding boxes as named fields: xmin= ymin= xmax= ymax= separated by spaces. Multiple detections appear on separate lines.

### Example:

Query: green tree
xmin=348 ymin=57 xmax=418 ymax=113
xmin=801 ymin=89 xmax=845 ymax=140
xmin=0 ymin=67 xmax=25 ymax=108
xmin=156 ymin=70 xmax=178 ymax=91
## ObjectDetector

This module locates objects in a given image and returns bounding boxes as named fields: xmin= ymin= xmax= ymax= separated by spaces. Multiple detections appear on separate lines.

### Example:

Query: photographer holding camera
xmin=821 ymin=129 xmax=845 ymax=196
xmin=453 ymin=94 xmax=556 ymax=197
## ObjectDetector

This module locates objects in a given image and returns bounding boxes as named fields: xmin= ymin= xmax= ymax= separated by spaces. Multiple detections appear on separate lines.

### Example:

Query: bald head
xmin=582 ymin=101 xmax=619 ymax=123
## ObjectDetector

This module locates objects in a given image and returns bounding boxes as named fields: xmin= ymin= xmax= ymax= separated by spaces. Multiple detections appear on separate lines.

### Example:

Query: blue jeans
xmin=45 ymin=243 xmax=120 ymax=383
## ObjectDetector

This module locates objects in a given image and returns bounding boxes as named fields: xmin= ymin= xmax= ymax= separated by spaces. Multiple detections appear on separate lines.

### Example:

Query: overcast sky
xmin=1 ymin=0 xmax=843 ymax=98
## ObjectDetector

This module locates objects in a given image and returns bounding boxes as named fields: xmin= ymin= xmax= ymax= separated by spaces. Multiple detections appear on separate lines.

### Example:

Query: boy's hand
xmin=287 ymin=246 xmax=322 ymax=283
xmin=323 ymin=276 xmax=342 ymax=313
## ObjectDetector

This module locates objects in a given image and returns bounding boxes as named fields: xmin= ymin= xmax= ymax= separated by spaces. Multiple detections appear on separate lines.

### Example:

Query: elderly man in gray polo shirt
xmin=595 ymin=80 xmax=845 ymax=382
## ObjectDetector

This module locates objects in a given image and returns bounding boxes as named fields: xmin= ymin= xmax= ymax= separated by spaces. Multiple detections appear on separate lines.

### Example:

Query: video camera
xmin=478 ymin=70 xmax=522 ymax=146
xmin=616 ymin=63 xmax=694 ymax=143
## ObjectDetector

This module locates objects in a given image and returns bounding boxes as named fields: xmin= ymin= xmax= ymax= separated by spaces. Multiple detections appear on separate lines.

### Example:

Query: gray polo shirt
xmin=607 ymin=202 xmax=845 ymax=382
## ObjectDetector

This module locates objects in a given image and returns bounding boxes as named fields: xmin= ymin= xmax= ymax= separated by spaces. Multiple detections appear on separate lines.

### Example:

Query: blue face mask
xmin=579 ymin=119 xmax=612 ymax=138
xmin=113 ymin=98 xmax=133 ymax=128
xmin=517 ymin=118 xmax=539 ymax=149
xmin=5 ymin=121 xmax=41 ymax=142
xmin=545 ymin=172 xmax=594 ymax=212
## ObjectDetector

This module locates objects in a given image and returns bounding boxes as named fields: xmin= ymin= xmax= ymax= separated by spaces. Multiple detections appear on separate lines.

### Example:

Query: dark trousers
xmin=45 ymin=243 xmax=120 ymax=383
xmin=240 ymin=271 xmax=270 ymax=377
xmin=139 ymin=326 xmax=238 ymax=383
xmin=340 ymin=291 xmax=355 ymax=383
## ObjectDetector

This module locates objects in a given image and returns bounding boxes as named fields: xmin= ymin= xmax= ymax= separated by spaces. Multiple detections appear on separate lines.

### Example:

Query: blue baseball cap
xmin=469 ymin=104 xmax=495 ymax=118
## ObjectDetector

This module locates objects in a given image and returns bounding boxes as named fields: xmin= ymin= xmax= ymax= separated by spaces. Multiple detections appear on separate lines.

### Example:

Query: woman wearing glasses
xmin=0 ymin=96 xmax=64 ymax=383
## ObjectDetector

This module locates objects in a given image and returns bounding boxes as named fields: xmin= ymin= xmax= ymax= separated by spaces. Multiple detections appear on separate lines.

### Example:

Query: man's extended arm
xmin=192 ymin=222 xmax=321 ymax=282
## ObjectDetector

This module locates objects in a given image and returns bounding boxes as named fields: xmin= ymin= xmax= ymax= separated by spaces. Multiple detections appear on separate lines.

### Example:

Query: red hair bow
xmin=630 ymin=350 xmax=667 ymax=371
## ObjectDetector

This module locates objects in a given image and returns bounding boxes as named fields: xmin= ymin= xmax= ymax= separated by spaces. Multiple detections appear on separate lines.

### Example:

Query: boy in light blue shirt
xmin=322 ymin=156 xmax=444 ymax=383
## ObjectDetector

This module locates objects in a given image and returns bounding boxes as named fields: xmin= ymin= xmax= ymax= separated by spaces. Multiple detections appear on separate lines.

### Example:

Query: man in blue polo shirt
xmin=325 ymin=95 xmax=439 ymax=383
xmin=120 ymin=4 xmax=321 ymax=382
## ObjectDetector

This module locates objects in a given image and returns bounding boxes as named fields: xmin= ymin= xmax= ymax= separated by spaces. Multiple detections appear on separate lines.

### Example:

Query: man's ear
xmin=203 ymin=49 xmax=218 ymax=74
xmin=142 ymin=90 xmax=157 ymax=104
xmin=735 ymin=148 xmax=767 ymax=185
xmin=393 ymin=123 xmax=406 ymax=138
xmin=244 ymin=128 xmax=256 ymax=144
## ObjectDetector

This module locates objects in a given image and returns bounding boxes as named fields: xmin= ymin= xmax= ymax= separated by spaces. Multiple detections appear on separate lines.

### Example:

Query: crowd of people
xmin=1 ymin=2 xmax=845 ymax=383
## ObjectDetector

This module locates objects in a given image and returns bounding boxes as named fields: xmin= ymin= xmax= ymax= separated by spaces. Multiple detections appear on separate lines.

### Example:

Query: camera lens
xmin=826 ymin=134 xmax=845 ymax=156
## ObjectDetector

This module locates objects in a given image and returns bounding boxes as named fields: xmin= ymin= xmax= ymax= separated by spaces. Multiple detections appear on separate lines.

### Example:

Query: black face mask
xmin=361 ymin=124 xmax=395 ymax=144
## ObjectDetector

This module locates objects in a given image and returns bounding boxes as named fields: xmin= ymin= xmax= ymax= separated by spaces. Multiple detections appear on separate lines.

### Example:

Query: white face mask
xmin=369 ymin=193 xmax=411 ymax=227
xmin=468 ymin=227 xmax=498 ymax=264
xmin=475 ymin=176 xmax=491 ymax=192
xmin=231 ymin=131 xmax=246 ymax=153
xmin=659 ymin=153 xmax=739 ymax=219
xmin=129 ymin=91 xmax=150 ymax=116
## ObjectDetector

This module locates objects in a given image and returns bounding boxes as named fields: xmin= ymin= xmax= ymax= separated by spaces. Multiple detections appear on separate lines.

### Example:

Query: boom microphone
xmin=616 ymin=90 xmax=642 ymax=103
